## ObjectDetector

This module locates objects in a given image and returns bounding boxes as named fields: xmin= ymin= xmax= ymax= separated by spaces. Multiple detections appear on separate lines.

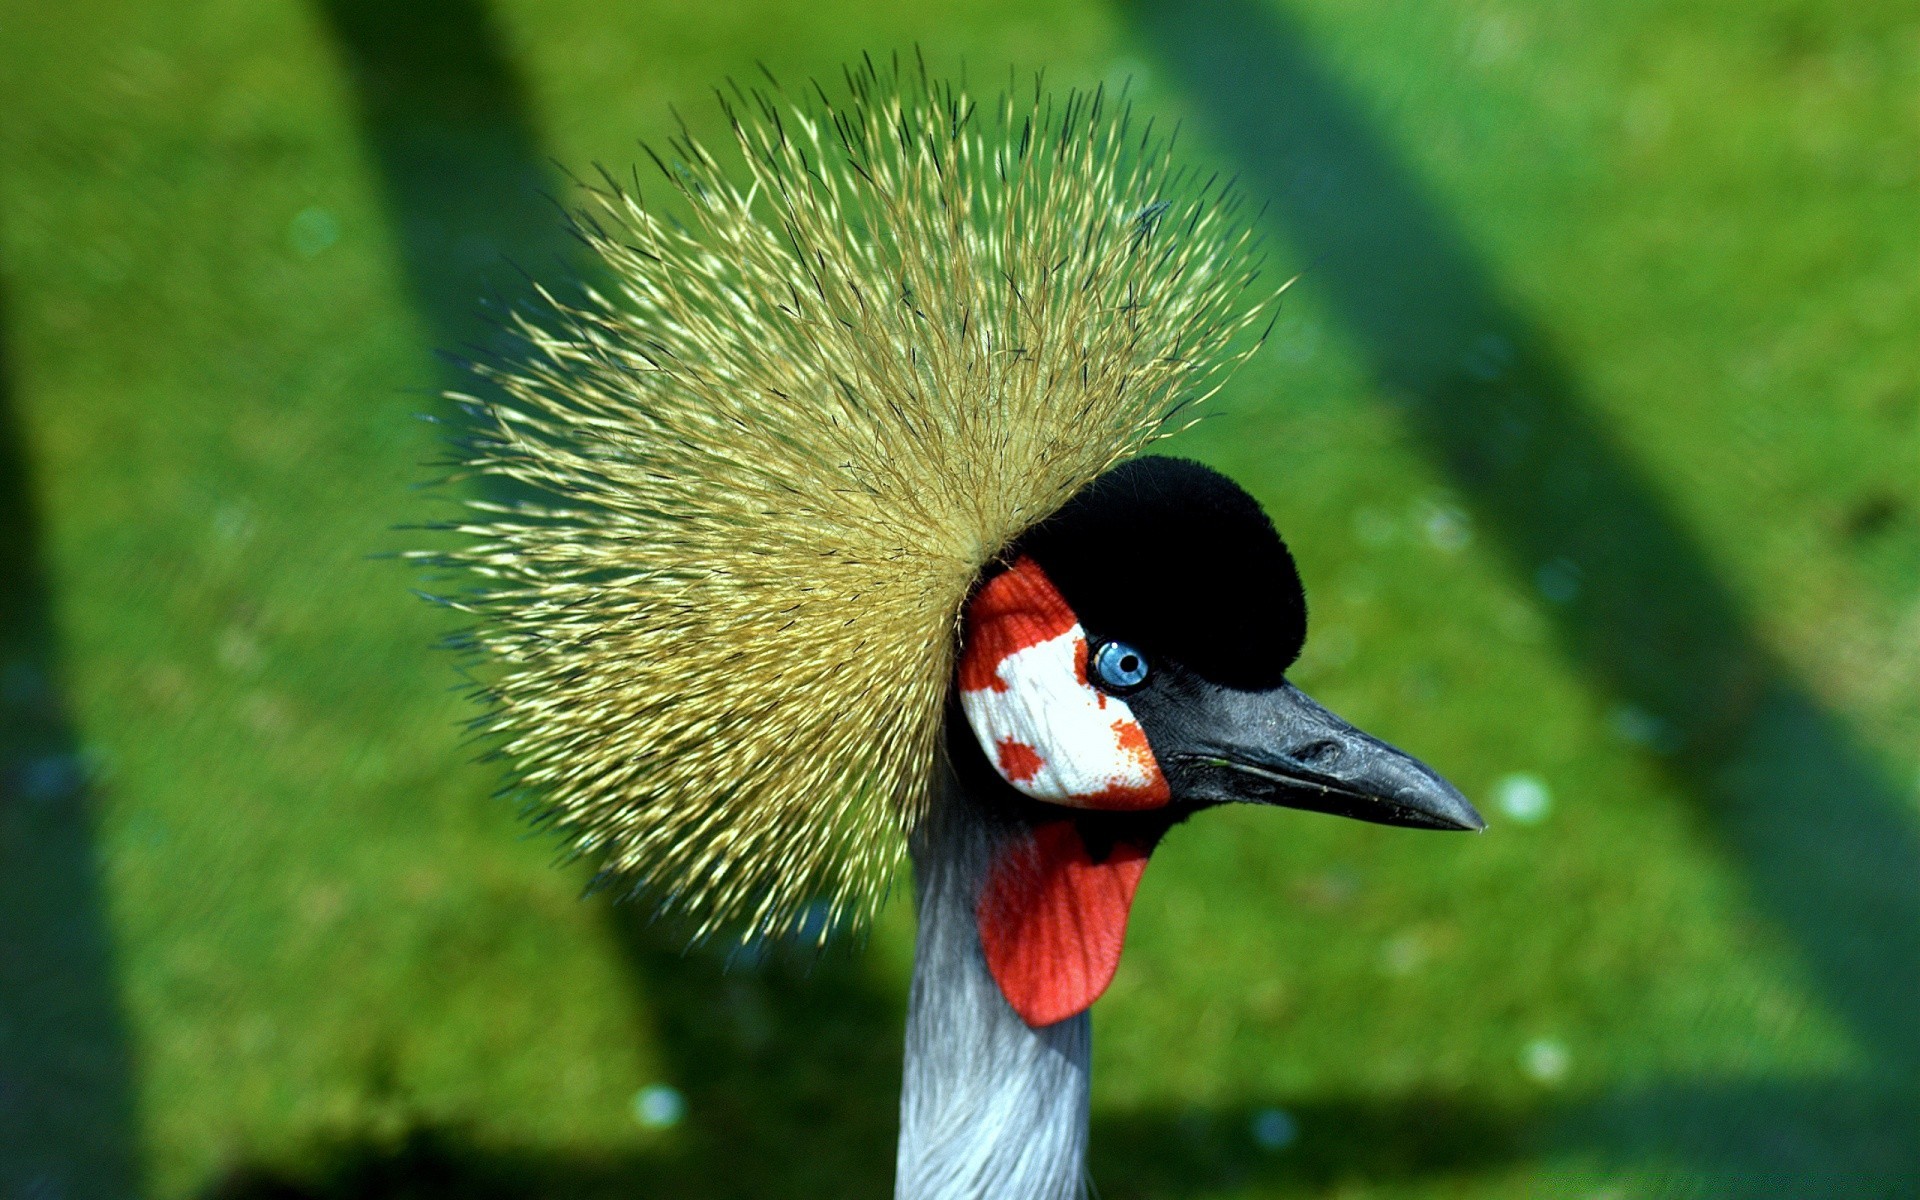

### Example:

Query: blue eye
xmin=1091 ymin=640 xmax=1150 ymax=692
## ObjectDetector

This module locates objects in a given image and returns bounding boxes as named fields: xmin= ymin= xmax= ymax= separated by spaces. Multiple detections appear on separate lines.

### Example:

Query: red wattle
xmin=976 ymin=820 xmax=1151 ymax=1027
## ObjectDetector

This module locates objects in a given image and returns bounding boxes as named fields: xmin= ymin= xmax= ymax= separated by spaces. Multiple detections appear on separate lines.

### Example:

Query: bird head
xmin=950 ymin=454 xmax=1480 ymax=1026
xmin=429 ymin=63 xmax=1477 ymax=968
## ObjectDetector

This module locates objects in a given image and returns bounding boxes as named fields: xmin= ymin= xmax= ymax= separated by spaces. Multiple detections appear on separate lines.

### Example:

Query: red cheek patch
xmin=976 ymin=820 xmax=1153 ymax=1028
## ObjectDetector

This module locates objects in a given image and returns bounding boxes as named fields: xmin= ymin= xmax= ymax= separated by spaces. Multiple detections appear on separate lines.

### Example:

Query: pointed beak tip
xmin=1432 ymin=788 xmax=1486 ymax=833
xmin=1405 ymin=800 xmax=1485 ymax=833
xmin=1164 ymin=681 xmax=1490 ymax=836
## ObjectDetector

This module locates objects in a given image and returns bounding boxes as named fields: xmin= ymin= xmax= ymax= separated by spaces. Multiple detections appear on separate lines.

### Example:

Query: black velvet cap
xmin=1010 ymin=456 xmax=1307 ymax=691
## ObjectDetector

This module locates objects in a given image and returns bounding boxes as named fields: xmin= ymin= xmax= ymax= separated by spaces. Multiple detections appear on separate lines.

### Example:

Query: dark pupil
xmin=1119 ymin=654 xmax=1140 ymax=674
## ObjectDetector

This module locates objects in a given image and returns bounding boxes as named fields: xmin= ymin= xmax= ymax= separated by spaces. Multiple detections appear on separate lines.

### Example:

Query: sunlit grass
xmin=0 ymin=0 xmax=1912 ymax=1197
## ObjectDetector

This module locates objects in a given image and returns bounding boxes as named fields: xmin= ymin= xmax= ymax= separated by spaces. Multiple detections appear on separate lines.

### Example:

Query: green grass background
xmin=1 ymin=0 xmax=1915 ymax=1196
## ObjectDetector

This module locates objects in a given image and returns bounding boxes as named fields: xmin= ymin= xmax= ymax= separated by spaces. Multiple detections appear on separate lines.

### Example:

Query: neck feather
xmin=895 ymin=762 xmax=1090 ymax=1200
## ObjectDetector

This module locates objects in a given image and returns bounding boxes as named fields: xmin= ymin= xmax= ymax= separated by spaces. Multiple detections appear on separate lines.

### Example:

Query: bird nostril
xmin=1291 ymin=739 xmax=1340 ymax=766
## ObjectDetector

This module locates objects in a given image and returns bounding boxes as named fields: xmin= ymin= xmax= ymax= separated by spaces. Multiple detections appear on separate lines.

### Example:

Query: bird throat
xmin=975 ymin=820 xmax=1154 ymax=1027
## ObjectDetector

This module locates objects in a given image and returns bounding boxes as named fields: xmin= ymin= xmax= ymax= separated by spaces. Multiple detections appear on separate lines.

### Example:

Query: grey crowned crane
xmin=901 ymin=455 xmax=1480 ymax=1197
xmin=429 ymin=61 xmax=1482 ymax=1200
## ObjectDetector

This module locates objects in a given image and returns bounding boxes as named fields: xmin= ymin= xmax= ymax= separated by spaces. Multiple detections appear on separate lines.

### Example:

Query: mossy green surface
xmin=0 ymin=1 xmax=1914 ymax=1197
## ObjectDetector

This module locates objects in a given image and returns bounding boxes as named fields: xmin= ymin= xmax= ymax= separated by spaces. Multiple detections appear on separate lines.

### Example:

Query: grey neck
xmin=895 ymin=762 xmax=1091 ymax=1200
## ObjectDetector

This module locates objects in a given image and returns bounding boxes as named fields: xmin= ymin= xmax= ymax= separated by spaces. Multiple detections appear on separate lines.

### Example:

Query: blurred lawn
xmin=1 ymin=1 xmax=1915 ymax=1198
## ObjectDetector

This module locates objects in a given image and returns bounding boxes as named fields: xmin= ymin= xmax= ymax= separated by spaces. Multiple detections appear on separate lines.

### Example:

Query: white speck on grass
xmin=1250 ymin=1107 xmax=1297 ymax=1150
xmin=1380 ymin=930 xmax=1429 ymax=976
xmin=1609 ymin=705 xmax=1680 ymax=754
xmin=214 ymin=505 xmax=255 ymax=544
xmin=1494 ymin=773 xmax=1551 ymax=824
xmin=1461 ymin=17 xmax=1519 ymax=68
xmin=289 ymin=207 xmax=340 ymax=258
xmin=1278 ymin=317 xmax=1322 ymax=364
xmin=217 ymin=626 xmax=264 ymax=675
xmin=19 ymin=754 xmax=84 ymax=803
xmin=1522 ymin=1038 xmax=1570 ymax=1085
xmin=1422 ymin=503 xmax=1472 ymax=552
xmin=1535 ymin=558 xmax=1581 ymax=604
xmin=632 ymin=1084 xmax=685 ymax=1129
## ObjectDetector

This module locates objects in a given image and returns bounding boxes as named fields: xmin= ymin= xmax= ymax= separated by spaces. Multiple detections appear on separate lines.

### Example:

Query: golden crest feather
xmin=428 ymin=60 xmax=1273 ymax=942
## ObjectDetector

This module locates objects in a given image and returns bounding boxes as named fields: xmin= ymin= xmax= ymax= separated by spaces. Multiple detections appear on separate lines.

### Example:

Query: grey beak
xmin=1151 ymin=681 xmax=1485 ymax=832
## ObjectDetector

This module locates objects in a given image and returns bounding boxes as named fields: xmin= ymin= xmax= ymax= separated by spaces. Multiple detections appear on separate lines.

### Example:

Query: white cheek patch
xmin=958 ymin=556 xmax=1170 ymax=811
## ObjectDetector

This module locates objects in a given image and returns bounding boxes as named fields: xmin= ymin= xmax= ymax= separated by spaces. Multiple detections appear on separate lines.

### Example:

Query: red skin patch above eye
xmin=976 ymin=820 xmax=1153 ymax=1028
xmin=957 ymin=557 xmax=1080 ymax=693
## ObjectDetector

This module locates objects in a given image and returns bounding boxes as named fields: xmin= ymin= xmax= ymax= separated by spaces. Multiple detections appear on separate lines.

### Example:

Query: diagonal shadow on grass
xmin=196 ymin=1100 xmax=1527 ymax=1200
xmin=0 ymin=281 xmax=143 ymax=1198
xmin=175 ymin=1067 xmax=1920 ymax=1199
xmin=200 ymin=889 xmax=1536 ymax=1198
xmin=1128 ymin=0 xmax=1920 ymax=1188
xmin=314 ymin=0 xmax=574 ymax=363
xmin=202 ymin=1049 xmax=1530 ymax=1200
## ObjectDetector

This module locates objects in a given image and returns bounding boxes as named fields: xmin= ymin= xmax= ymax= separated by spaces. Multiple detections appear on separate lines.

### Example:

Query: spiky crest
xmin=423 ymin=59 xmax=1274 ymax=942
